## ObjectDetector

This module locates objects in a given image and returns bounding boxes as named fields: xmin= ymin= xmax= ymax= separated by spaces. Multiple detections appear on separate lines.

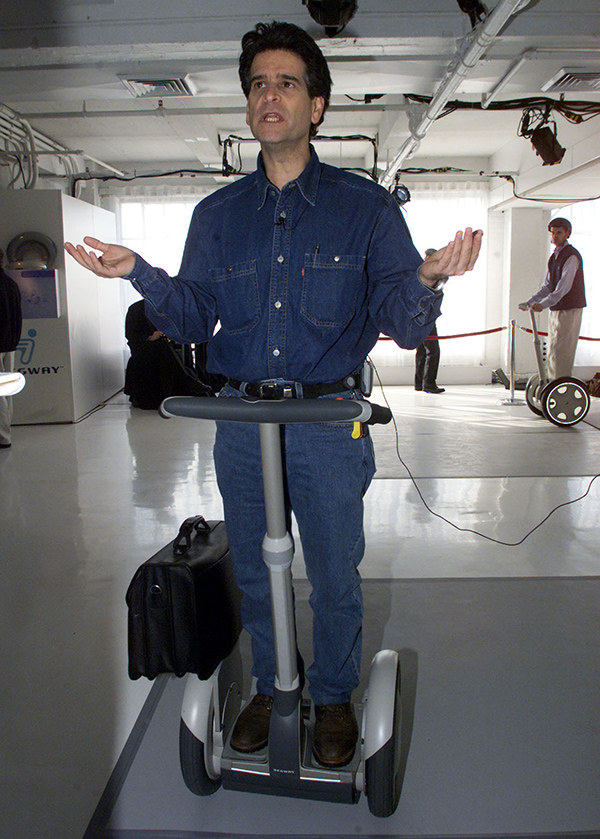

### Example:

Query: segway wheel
xmin=525 ymin=374 xmax=544 ymax=417
xmin=540 ymin=377 xmax=590 ymax=427
xmin=180 ymin=712 xmax=221 ymax=795
xmin=364 ymin=651 xmax=402 ymax=818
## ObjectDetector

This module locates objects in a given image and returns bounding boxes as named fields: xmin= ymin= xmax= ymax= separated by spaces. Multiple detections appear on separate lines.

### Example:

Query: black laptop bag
xmin=126 ymin=516 xmax=242 ymax=680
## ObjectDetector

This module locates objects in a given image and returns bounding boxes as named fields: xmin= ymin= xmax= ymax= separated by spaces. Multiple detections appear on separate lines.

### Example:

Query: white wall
xmin=502 ymin=206 xmax=551 ymax=377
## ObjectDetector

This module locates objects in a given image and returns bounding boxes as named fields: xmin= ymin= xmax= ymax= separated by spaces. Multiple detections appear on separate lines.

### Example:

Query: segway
xmin=0 ymin=371 xmax=26 ymax=396
xmin=524 ymin=308 xmax=590 ymax=426
xmin=161 ymin=395 xmax=403 ymax=818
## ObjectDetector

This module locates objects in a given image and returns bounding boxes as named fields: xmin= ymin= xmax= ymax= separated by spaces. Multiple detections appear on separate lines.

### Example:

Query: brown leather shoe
xmin=313 ymin=702 xmax=358 ymax=768
xmin=230 ymin=693 xmax=273 ymax=753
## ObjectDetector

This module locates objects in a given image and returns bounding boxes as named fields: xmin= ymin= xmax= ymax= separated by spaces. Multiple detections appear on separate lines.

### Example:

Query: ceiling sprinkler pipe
xmin=379 ymin=0 xmax=534 ymax=188
xmin=1 ymin=100 xmax=124 ymax=182
xmin=21 ymin=118 xmax=39 ymax=189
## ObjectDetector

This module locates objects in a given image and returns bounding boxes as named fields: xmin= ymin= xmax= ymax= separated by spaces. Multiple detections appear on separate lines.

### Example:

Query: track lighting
xmin=302 ymin=0 xmax=358 ymax=36
xmin=518 ymin=107 xmax=566 ymax=166
xmin=530 ymin=125 xmax=566 ymax=166
xmin=391 ymin=183 xmax=411 ymax=207
xmin=456 ymin=0 xmax=487 ymax=27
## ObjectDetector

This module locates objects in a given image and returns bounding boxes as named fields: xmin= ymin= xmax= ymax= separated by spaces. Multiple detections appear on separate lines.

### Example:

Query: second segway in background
xmin=523 ymin=307 xmax=590 ymax=427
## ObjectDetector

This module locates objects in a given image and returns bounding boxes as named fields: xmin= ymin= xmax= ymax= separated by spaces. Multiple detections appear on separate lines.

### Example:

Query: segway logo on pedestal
xmin=16 ymin=329 xmax=64 ymax=375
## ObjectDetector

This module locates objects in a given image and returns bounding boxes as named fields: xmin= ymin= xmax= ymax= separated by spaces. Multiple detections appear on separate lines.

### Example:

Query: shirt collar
xmin=553 ymin=242 xmax=568 ymax=256
xmin=255 ymin=145 xmax=321 ymax=210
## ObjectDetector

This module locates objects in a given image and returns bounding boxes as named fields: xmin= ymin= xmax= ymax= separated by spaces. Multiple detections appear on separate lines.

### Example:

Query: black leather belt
xmin=227 ymin=374 xmax=359 ymax=400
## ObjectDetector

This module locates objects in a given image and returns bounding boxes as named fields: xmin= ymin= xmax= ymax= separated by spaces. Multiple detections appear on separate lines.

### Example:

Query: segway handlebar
xmin=161 ymin=395 xmax=392 ymax=426
xmin=0 ymin=372 xmax=26 ymax=397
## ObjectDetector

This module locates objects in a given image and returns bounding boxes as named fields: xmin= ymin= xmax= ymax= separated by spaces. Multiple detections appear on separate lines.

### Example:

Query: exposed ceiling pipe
xmin=0 ymin=101 xmax=125 ymax=184
xmin=481 ymin=48 xmax=536 ymax=108
xmin=19 ymin=102 xmax=413 ymax=121
xmin=379 ymin=0 xmax=534 ymax=189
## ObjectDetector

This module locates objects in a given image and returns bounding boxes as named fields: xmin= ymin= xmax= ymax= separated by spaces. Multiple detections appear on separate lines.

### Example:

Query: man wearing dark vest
xmin=519 ymin=217 xmax=586 ymax=379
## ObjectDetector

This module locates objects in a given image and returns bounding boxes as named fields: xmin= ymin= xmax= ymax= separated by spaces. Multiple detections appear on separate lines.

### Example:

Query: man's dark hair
xmin=548 ymin=217 xmax=572 ymax=236
xmin=239 ymin=21 xmax=332 ymax=139
xmin=0 ymin=247 xmax=4 ymax=268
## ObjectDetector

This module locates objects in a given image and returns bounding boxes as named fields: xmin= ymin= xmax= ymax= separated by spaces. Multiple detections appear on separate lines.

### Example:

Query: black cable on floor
xmin=372 ymin=363 xmax=599 ymax=547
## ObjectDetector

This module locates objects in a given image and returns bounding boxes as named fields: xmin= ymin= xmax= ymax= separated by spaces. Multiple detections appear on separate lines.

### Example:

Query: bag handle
xmin=173 ymin=515 xmax=211 ymax=556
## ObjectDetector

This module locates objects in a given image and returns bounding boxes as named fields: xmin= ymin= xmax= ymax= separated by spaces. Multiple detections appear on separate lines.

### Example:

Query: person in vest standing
xmin=519 ymin=218 xmax=586 ymax=379
xmin=0 ymin=247 xmax=23 ymax=449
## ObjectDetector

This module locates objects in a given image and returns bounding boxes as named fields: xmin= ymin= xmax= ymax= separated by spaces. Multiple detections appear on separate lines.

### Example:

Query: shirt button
xmin=280 ymin=211 xmax=287 ymax=219
xmin=273 ymin=348 xmax=280 ymax=357
xmin=277 ymin=254 xmax=284 ymax=264
xmin=274 ymin=300 xmax=282 ymax=309
xmin=334 ymin=255 xmax=340 ymax=262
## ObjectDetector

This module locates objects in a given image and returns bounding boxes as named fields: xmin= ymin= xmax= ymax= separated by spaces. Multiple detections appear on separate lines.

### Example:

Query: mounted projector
xmin=118 ymin=75 xmax=198 ymax=98
xmin=302 ymin=0 xmax=358 ymax=36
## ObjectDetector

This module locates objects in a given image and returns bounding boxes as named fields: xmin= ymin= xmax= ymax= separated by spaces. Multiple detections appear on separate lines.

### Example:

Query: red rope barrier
xmin=518 ymin=326 xmax=600 ymax=341
xmin=379 ymin=326 xmax=506 ymax=341
xmin=378 ymin=325 xmax=600 ymax=342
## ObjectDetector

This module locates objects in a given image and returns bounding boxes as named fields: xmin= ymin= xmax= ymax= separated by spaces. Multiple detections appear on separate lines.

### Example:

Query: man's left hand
xmin=419 ymin=228 xmax=484 ymax=287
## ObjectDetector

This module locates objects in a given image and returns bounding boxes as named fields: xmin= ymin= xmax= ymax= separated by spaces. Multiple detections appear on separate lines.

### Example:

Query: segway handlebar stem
xmin=528 ymin=308 xmax=548 ymax=382
xmin=161 ymin=395 xmax=392 ymax=426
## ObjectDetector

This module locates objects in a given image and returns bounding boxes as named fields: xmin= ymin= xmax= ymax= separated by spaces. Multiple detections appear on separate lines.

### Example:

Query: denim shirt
xmin=128 ymin=148 xmax=442 ymax=384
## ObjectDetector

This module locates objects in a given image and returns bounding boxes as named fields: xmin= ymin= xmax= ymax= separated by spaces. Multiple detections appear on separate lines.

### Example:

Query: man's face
xmin=550 ymin=226 xmax=570 ymax=248
xmin=245 ymin=49 xmax=324 ymax=150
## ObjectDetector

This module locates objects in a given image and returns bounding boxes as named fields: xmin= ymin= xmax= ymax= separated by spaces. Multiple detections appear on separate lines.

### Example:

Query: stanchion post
xmin=499 ymin=319 xmax=526 ymax=406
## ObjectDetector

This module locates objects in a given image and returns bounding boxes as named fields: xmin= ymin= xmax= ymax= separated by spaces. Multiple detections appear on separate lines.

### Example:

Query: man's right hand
xmin=64 ymin=237 xmax=136 ymax=278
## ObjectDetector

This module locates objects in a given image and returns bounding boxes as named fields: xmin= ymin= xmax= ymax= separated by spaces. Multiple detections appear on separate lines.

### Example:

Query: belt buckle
xmin=258 ymin=382 xmax=295 ymax=400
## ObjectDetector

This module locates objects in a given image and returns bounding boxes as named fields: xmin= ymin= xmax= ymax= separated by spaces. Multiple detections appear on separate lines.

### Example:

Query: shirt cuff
xmin=418 ymin=269 xmax=446 ymax=293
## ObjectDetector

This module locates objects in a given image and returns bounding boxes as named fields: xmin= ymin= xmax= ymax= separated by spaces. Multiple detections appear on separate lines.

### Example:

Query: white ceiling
xmin=1 ymin=0 xmax=600 ymax=206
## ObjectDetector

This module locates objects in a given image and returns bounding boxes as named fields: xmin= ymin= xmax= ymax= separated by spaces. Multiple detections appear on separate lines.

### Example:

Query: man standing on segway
xmin=66 ymin=21 xmax=482 ymax=768
xmin=519 ymin=217 xmax=586 ymax=379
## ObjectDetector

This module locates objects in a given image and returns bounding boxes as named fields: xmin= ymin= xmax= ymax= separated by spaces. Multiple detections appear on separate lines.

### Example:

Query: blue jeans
xmin=213 ymin=387 xmax=376 ymax=706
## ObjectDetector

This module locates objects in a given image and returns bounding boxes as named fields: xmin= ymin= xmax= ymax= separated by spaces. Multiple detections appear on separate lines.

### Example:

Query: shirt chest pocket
xmin=301 ymin=253 xmax=365 ymax=328
xmin=208 ymin=259 xmax=261 ymax=334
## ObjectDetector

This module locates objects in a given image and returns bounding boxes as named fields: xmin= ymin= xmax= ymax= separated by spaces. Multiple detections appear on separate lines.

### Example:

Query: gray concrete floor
xmin=1 ymin=385 xmax=599 ymax=839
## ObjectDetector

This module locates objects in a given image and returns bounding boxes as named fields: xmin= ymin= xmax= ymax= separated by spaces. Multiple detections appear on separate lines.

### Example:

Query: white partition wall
xmin=0 ymin=189 xmax=125 ymax=423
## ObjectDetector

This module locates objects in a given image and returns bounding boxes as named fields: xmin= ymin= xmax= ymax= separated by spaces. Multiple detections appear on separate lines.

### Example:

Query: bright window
xmin=117 ymin=184 xmax=490 ymax=368
xmin=372 ymin=182 xmax=489 ymax=368
xmin=120 ymin=199 xmax=198 ymax=276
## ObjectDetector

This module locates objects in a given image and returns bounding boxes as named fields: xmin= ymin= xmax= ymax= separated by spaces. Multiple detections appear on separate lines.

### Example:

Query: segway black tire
xmin=179 ymin=718 xmax=221 ymax=795
xmin=541 ymin=377 xmax=590 ymax=427
xmin=365 ymin=735 xmax=402 ymax=817
xmin=365 ymin=658 xmax=402 ymax=818
xmin=525 ymin=374 xmax=544 ymax=417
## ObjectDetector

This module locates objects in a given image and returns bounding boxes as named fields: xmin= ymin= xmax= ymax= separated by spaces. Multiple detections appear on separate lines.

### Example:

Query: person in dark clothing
xmin=518 ymin=217 xmax=586 ymax=379
xmin=124 ymin=299 xmax=210 ymax=409
xmin=65 ymin=22 xmax=482 ymax=767
xmin=0 ymin=247 xmax=23 ymax=448
xmin=415 ymin=248 xmax=445 ymax=393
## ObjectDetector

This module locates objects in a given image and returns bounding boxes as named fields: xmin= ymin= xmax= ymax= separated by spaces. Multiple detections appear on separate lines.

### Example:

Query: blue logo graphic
xmin=16 ymin=329 xmax=37 ymax=365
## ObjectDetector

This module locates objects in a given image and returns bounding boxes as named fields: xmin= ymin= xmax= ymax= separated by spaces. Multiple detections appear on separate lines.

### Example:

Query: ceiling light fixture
xmin=456 ymin=0 xmax=487 ymax=27
xmin=391 ymin=182 xmax=411 ymax=207
xmin=302 ymin=0 xmax=358 ymax=36
xmin=530 ymin=126 xmax=566 ymax=166
xmin=518 ymin=106 xmax=566 ymax=166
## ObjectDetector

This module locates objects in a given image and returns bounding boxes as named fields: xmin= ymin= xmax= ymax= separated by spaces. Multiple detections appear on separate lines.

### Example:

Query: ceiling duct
xmin=541 ymin=69 xmax=600 ymax=93
xmin=118 ymin=75 xmax=198 ymax=98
